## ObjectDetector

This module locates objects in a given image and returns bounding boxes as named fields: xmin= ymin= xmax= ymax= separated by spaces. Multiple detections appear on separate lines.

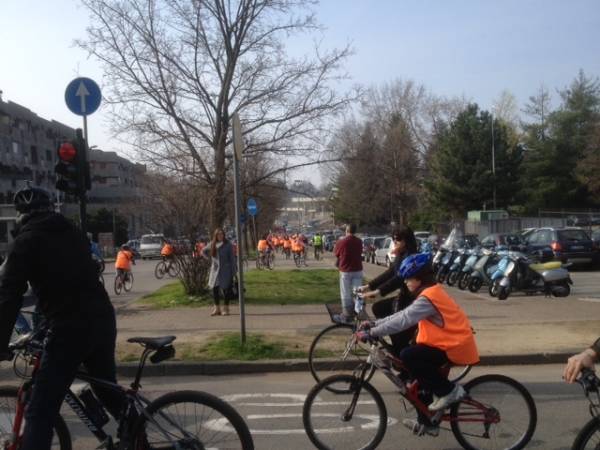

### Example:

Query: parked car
xmin=139 ymin=233 xmax=165 ymax=259
xmin=524 ymin=227 xmax=596 ymax=265
xmin=374 ymin=237 xmax=395 ymax=267
xmin=480 ymin=233 xmax=525 ymax=251
xmin=592 ymin=229 xmax=600 ymax=247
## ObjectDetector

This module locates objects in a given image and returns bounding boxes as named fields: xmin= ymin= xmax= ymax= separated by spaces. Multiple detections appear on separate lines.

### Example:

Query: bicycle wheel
xmin=154 ymin=261 xmax=166 ymax=279
xmin=308 ymin=324 xmax=375 ymax=392
xmin=303 ymin=374 xmax=387 ymax=450
xmin=132 ymin=390 xmax=254 ymax=450
xmin=268 ymin=254 xmax=274 ymax=270
xmin=124 ymin=273 xmax=134 ymax=292
xmin=294 ymin=254 xmax=301 ymax=267
xmin=256 ymin=256 xmax=262 ymax=270
xmin=114 ymin=275 xmax=123 ymax=295
xmin=450 ymin=374 xmax=537 ymax=450
xmin=167 ymin=261 xmax=180 ymax=277
xmin=0 ymin=386 xmax=72 ymax=449
xmin=572 ymin=417 xmax=600 ymax=450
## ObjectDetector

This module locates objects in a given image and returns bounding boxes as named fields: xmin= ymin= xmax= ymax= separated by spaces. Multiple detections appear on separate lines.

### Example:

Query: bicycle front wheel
xmin=133 ymin=390 xmax=254 ymax=450
xmin=572 ymin=417 xmax=600 ymax=450
xmin=154 ymin=261 xmax=166 ymax=279
xmin=303 ymin=374 xmax=387 ymax=450
xmin=114 ymin=275 xmax=123 ymax=295
xmin=167 ymin=261 xmax=180 ymax=277
xmin=0 ymin=386 xmax=72 ymax=449
xmin=450 ymin=374 xmax=537 ymax=450
xmin=124 ymin=273 xmax=134 ymax=292
xmin=308 ymin=324 xmax=375 ymax=392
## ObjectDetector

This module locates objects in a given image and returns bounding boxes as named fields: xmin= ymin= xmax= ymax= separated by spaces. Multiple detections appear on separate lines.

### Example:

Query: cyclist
xmin=115 ymin=244 xmax=135 ymax=282
xmin=0 ymin=187 xmax=124 ymax=450
xmin=292 ymin=236 xmax=306 ymax=262
xmin=282 ymin=235 xmax=292 ymax=258
xmin=257 ymin=234 xmax=274 ymax=266
xmin=357 ymin=252 xmax=479 ymax=436
xmin=564 ymin=340 xmax=600 ymax=383
xmin=313 ymin=233 xmax=323 ymax=259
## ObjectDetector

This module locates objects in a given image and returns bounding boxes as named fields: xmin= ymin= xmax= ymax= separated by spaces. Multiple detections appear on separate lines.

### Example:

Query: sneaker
xmin=402 ymin=418 xmax=439 ymax=437
xmin=428 ymin=384 xmax=466 ymax=411
xmin=332 ymin=313 xmax=355 ymax=324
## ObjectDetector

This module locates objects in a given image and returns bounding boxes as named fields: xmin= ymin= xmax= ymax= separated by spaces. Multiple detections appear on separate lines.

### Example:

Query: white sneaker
xmin=428 ymin=384 xmax=466 ymax=411
xmin=402 ymin=418 xmax=439 ymax=437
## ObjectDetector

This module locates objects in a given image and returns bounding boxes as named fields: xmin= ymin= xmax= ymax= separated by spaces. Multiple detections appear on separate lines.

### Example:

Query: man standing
xmin=0 ymin=187 xmax=123 ymax=450
xmin=334 ymin=224 xmax=363 ymax=323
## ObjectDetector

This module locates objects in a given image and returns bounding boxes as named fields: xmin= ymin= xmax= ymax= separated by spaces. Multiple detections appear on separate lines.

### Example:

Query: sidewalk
xmin=114 ymin=253 xmax=600 ymax=376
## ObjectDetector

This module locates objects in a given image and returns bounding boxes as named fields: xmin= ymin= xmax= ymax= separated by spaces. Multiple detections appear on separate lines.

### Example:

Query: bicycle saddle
xmin=127 ymin=336 xmax=176 ymax=349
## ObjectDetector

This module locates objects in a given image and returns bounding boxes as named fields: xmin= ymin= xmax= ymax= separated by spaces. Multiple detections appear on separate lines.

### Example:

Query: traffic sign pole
xmin=232 ymin=113 xmax=246 ymax=345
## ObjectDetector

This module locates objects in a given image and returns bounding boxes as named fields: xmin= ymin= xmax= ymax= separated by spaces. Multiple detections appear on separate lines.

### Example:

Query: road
xmin=60 ymin=364 xmax=588 ymax=449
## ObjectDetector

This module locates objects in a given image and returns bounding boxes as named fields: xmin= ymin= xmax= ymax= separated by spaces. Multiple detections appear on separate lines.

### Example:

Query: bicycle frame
xmin=8 ymin=339 xmax=192 ymax=450
xmin=351 ymin=340 xmax=498 ymax=429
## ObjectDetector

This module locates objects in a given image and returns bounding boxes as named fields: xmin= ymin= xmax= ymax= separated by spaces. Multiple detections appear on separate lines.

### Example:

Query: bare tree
xmin=79 ymin=0 xmax=354 ymax=229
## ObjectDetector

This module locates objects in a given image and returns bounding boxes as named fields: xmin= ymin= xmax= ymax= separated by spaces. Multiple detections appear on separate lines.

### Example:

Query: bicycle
xmin=154 ymin=258 xmax=180 ymax=279
xmin=303 ymin=334 xmax=537 ymax=450
xmin=572 ymin=368 xmax=600 ymax=449
xmin=1 ymin=329 xmax=254 ymax=449
xmin=114 ymin=270 xmax=133 ymax=295
xmin=293 ymin=251 xmax=306 ymax=268
xmin=308 ymin=289 xmax=472 ymax=391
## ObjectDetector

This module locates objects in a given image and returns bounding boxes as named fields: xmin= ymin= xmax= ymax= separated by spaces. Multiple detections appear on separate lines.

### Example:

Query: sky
xmin=1 ymin=0 xmax=599 ymax=186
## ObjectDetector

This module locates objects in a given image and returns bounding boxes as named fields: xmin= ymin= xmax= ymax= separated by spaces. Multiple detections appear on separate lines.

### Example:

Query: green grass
xmin=140 ymin=269 xmax=342 ymax=308
xmin=180 ymin=333 xmax=307 ymax=361
xmin=244 ymin=269 xmax=340 ymax=305
xmin=139 ymin=281 xmax=212 ymax=308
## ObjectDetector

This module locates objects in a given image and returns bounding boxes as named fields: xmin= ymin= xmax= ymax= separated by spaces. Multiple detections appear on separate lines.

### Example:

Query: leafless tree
xmin=79 ymin=0 xmax=355 ymax=229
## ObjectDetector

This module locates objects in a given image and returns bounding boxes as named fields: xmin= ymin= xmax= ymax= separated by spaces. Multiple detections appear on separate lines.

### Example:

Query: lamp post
xmin=491 ymin=113 xmax=497 ymax=209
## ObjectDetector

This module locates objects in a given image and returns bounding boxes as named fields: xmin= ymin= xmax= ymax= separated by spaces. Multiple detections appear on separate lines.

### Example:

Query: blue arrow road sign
xmin=65 ymin=77 xmax=102 ymax=116
xmin=247 ymin=198 xmax=258 ymax=216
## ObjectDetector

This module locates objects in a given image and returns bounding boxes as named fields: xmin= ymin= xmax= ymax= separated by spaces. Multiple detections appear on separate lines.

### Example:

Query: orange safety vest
xmin=416 ymin=284 xmax=479 ymax=366
xmin=292 ymin=240 xmax=304 ymax=253
xmin=115 ymin=250 xmax=133 ymax=270
xmin=272 ymin=237 xmax=279 ymax=247
xmin=161 ymin=244 xmax=174 ymax=256
xmin=283 ymin=239 xmax=292 ymax=249
xmin=257 ymin=239 xmax=269 ymax=251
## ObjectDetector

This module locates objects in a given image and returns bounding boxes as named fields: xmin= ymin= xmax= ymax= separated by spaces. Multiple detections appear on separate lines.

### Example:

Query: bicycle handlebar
xmin=578 ymin=368 xmax=600 ymax=394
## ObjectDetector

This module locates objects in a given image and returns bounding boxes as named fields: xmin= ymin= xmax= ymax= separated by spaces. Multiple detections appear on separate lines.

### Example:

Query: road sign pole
xmin=232 ymin=113 xmax=246 ymax=345
xmin=75 ymin=128 xmax=88 ymax=235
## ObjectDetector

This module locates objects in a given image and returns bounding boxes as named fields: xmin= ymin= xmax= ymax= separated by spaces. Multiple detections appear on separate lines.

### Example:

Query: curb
xmin=115 ymin=352 xmax=574 ymax=377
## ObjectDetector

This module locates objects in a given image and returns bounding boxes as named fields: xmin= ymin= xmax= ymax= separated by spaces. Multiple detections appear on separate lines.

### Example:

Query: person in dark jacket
xmin=203 ymin=228 xmax=236 ymax=316
xmin=0 ymin=187 xmax=124 ymax=450
xmin=360 ymin=226 xmax=419 ymax=355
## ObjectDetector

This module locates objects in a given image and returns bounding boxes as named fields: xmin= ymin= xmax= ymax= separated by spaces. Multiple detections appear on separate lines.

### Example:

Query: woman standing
xmin=203 ymin=229 xmax=236 ymax=316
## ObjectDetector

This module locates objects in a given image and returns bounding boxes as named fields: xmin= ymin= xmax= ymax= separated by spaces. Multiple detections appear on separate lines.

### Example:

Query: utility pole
xmin=491 ymin=113 xmax=497 ymax=209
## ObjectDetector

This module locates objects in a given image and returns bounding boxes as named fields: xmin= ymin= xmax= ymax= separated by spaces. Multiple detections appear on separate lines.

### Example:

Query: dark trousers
xmin=372 ymin=297 xmax=417 ymax=356
xmin=399 ymin=344 xmax=454 ymax=397
xmin=213 ymin=286 xmax=234 ymax=306
xmin=21 ymin=311 xmax=124 ymax=450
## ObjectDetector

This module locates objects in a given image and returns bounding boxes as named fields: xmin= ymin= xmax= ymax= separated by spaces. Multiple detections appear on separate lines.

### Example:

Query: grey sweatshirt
xmin=370 ymin=296 xmax=443 ymax=337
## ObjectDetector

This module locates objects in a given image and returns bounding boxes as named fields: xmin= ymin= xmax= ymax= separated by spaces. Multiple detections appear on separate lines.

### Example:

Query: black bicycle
xmin=154 ymin=258 xmax=180 ymax=279
xmin=1 ymin=329 xmax=254 ymax=449
xmin=572 ymin=368 xmax=600 ymax=449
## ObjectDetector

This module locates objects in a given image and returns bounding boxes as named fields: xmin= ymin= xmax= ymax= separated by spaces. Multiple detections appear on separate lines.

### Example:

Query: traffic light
xmin=55 ymin=129 xmax=91 ymax=195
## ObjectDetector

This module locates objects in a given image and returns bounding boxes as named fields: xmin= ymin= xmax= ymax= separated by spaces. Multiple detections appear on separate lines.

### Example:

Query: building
xmin=0 ymin=92 xmax=148 ymax=252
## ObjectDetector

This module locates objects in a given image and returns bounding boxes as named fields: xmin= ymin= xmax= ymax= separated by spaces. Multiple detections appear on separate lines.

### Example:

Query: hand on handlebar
xmin=358 ymin=320 xmax=374 ymax=331
xmin=361 ymin=289 xmax=380 ymax=300
xmin=355 ymin=330 xmax=371 ymax=343
xmin=564 ymin=348 xmax=597 ymax=383
xmin=356 ymin=285 xmax=369 ymax=293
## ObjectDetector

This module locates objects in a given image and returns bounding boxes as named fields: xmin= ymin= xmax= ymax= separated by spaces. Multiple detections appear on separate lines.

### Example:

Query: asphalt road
xmin=60 ymin=364 xmax=590 ymax=449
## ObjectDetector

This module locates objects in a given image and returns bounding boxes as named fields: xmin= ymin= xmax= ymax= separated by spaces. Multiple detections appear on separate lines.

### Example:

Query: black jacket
xmin=368 ymin=251 xmax=413 ymax=305
xmin=0 ymin=212 xmax=112 ymax=353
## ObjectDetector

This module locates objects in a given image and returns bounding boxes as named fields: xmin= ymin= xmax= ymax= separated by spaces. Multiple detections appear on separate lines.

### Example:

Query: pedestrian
xmin=359 ymin=226 xmax=419 ymax=355
xmin=0 ymin=187 xmax=125 ymax=450
xmin=333 ymin=223 xmax=363 ymax=323
xmin=203 ymin=228 xmax=236 ymax=316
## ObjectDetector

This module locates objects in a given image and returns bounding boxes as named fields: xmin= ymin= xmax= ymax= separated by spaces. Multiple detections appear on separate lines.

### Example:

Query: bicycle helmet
xmin=13 ymin=187 xmax=53 ymax=214
xmin=397 ymin=252 xmax=432 ymax=279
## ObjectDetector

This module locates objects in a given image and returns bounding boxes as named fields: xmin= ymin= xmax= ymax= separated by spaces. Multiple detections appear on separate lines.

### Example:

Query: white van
xmin=139 ymin=234 xmax=164 ymax=259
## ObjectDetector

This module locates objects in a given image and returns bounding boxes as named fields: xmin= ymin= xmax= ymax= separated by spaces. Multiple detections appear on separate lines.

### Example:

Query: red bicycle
xmin=303 ymin=335 xmax=537 ymax=450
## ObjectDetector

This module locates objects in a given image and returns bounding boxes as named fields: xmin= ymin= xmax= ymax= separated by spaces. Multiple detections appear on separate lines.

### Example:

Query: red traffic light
xmin=58 ymin=142 xmax=77 ymax=162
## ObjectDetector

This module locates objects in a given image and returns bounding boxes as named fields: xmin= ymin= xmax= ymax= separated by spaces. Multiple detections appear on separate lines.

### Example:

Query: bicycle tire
xmin=294 ymin=254 xmax=301 ymax=267
xmin=256 ymin=256 xmax=262 ymax=270
xmin=268 ymin=254 xmax=274 ymax=270
xmin=154 ymin=261 xmax=166 ymax=279
xmin=167 ymin=261 xmax=180 ymax=277
xmin=0 ymin=385 xmax=72 ymax=449
xmin=450 ymin=374 xmax=537 ymax=450
xmin=132 ymin=390 xmax=254 ymax=450
xmin=571 ymin=417 xmax=600 ymax=450
xmin=308 ymin=324 xmax=375 ymax=392
xmin=114 ymin=275 xmax=123 ymax=295
xmin=124 ymin=273 xmax=134 ymax=292
xmin=303 ymin=374 xmax=387 ymax=450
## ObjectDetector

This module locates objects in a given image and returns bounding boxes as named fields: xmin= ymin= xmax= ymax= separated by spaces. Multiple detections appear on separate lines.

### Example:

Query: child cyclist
xmin=115 ymin=244 xmax=135 ymax=282
xmin=356 ymin=252 xmax=479 ymax=436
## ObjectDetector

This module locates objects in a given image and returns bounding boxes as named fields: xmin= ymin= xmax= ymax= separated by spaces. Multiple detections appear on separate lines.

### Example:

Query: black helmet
xmin=13 ymin=187 xmax=53 ymax=214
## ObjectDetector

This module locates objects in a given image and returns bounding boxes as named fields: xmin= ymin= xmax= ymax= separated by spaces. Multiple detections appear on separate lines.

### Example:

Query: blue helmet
xmin=397 ymin=253 xmax=432 ymax=279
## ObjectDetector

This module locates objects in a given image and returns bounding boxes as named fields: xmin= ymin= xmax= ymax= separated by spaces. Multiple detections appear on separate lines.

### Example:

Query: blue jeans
xmin=339 ymin=271 xmax=363 ymax=315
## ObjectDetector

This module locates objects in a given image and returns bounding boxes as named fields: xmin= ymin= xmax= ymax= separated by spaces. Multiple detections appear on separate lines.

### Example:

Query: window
xmin=12 ymin=142 xmax=19 ymax=154
xmin=30 ymin=146 xmax=38 ymax=164
xmin=46 ymin=149 xmax=52 ymax=161
xmin=538 ymin=230 xmax=553 ymax=244
xmin=558 ymin=229 xmax=590 ymax=241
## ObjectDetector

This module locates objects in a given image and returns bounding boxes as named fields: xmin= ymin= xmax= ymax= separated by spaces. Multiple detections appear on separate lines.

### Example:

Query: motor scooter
xmin=457 ymin=247 xmax=482 ymax=290
xmin=446 ymin=249 xmax=470 ymax=286
xmin=467 ymin=248 xmax=503 ymax=293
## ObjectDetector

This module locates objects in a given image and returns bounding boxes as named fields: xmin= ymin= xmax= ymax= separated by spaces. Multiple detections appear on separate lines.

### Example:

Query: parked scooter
xmin=491 ymin=249 xmax=572 ymax=300
xmin=446 ymin=248 xmax=471 ymax=286
xmin=457 ymin=247 xmax=483 ymax=290
xmin=467 ymin=248 xmax=502 ymax=293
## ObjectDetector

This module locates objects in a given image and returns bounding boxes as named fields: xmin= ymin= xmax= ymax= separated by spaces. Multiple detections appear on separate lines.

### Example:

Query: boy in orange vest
xmin=357 ymin=252 xmax=479 ymax=436
xmin=115 ymin=244 xmax=135 ymax=281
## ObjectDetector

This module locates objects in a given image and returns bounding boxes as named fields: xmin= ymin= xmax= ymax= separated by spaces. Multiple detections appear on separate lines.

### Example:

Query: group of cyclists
xmin=256 ymin=232 xmax=326 ymax=267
